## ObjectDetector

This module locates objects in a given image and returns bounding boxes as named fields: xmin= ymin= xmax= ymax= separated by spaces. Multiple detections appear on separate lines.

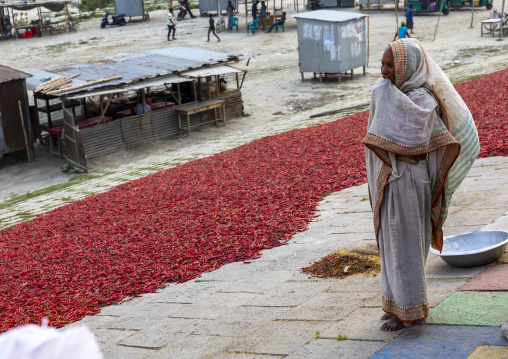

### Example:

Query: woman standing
xmin=364 ymin=39 xmax=479 ymax=331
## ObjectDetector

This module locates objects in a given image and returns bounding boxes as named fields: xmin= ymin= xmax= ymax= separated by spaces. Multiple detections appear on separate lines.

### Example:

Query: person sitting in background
xmin=265 ymin=12 xmax=285 ymax=33
xmin=136 ymin=98 xmax=152 ymax=115
xmin=220 ymin=78 xmax=228 ymax=92
xmin=3 ymin=18 xmax=12 ymax=39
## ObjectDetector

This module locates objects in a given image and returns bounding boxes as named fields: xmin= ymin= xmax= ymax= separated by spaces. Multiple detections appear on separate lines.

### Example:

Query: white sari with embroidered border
xmin=363 ymin=39 xmax=479 ymax=322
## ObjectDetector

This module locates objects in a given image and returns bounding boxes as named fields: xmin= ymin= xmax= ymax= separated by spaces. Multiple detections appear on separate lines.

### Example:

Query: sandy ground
xmin=1 ymin=1 xmax=507 ymax=201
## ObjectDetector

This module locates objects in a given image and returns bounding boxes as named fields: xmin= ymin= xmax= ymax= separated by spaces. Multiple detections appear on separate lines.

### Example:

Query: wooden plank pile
xmin=34 ymin=74 xmax=122 ymax=96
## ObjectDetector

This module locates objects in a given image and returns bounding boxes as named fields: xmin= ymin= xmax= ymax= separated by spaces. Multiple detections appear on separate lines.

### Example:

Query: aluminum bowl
xmin=430 ymin=230 xmax=508 ymax=268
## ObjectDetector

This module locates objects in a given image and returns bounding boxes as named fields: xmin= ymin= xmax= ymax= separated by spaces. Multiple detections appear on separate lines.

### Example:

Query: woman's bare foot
xmin=380 ymin=316 xmax=405 ymax=331
xmin=381 ymin=313 xmax=395 ymax=320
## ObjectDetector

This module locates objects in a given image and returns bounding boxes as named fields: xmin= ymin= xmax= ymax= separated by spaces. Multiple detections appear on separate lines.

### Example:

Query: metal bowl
xmin=430 ymin=230 xmax=508 ymax=268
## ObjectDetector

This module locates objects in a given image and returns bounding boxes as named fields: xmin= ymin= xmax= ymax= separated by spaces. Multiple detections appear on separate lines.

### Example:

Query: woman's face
xmin=381 ymin=49 xmax=396 ymax=85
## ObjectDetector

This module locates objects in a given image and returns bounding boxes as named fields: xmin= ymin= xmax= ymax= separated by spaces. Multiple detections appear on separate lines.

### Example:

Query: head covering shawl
xmin=364 ymin=39 xmax=480 ymax=251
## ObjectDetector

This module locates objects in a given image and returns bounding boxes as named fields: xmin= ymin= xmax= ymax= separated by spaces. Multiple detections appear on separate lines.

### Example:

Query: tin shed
xmin=293 ymin=10 xmax=367 ymax=83
xmin=0 ymin=65 xmax=34 ymax=161
xmin=322 ymin=0 xmax=355 ymax=8
xmin=199 ymin=0 xmax=237 ymax=13
xmin=114 ymin=0 xmax=145 ymax=18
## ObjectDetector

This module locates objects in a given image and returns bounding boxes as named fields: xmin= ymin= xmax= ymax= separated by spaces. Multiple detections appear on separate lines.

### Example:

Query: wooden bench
xmin=175 ymin=100 xmax=226 ymax=136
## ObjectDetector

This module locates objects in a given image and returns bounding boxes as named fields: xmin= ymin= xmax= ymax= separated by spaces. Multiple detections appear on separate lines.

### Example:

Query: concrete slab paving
xmin=226 ymin=320 xmax=328 ymax=356
xmin=286 ymin=339 xmax=387 ymax=359
xmin=275 ymin=292 xmax=377 ymax=321
xmin=145 ymin=335 xmax=243 ymax=359
xmin=191 ymin=306 xmax=290 ymax=337
xmin=319 ymin=307 xmax=404 ymax=341
xmin=100 ymin=344 xmax=156 ymax=359
xmin=427 ymin=292 xmax=508 ymax=326
xmin=371 ymin=326 xmax=502 ymax=359
xmin=460 ymin=264 xmax=508 ymax=291
xmin=425 ymin=256 xmax=490 ymax=279
xmin=246 ymin=281 xmax=332 ymax=307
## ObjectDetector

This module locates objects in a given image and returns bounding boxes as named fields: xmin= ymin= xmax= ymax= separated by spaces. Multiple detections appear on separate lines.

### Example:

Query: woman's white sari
xmin=364 ymin=39 xmax=479 ymax=322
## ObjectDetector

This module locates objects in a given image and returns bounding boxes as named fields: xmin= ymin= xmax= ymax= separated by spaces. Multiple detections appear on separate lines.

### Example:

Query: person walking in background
xmin=251 ymin=0 xmax=259 ymax=20
xmin=406 ymin=4 xmax=414 ymax=34
xmin=226 ymin=0 xmax=235 ymax=22
xmin=259 ymin=1 xmax=267 ymax=31
xmin=207 ymin=14 xmax=220 ymax=42
xmin=180 ymin=0 xmax=197 ymax=18
xmin=393 ymin=20 xmax=411 ymax=41
xmin=167 ymin=9 xmax=176 ymax=41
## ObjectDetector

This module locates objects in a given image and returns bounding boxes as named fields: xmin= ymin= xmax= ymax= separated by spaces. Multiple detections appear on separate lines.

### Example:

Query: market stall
xmin=0 ymin=0 xmax=72 ymax=39
xmin=0 ymin=65 xmax=35 ymax=162
xmin=26 ymin=46 xmax=253 ymax=171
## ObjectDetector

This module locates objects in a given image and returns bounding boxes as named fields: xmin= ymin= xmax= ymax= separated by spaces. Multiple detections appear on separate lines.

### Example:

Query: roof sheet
xmin=0 ymin=65 xmax=31 ymax=83
xmin=26 ymin=46 xmax=253 ymax=96
xmin=181 ymin=65 xmax=243 ymax=78
xmin=293 ymin=10 xmax=367 ymax=22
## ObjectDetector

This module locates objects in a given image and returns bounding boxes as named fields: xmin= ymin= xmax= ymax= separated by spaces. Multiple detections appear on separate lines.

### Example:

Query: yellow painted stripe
xmin=468 ymin=345 xmax=508 ymax=359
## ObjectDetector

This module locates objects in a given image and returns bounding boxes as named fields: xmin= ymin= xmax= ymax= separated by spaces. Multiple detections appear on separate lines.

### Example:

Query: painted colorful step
xmin=467 ymin=345 xmax=508 ymax=359
xmin=427 ymin=292 xmax=508 ymax=326
xmin=460 ymin=264 xmax=508 ymax=291
xmin=371 ymin=325 xmax=504 ymax=359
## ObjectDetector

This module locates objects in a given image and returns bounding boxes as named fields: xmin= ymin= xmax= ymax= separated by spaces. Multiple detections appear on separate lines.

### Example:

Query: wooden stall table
xmin=175 ymin=100 xmax=226 ymax=137
xmin=265 ymin=14 xmax=283 ymax=26
xmin=46 ymin=116 xmax=113 ymax=158
xmin=14 ymin=24 xmax=42 ymax=39
xmin=151 ymin=102 xmax=175 ymax=110
xmin=115 ymin=108 xmax=135 ymax=118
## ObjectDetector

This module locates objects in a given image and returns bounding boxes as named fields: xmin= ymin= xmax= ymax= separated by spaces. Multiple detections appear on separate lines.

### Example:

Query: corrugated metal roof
xmin=27 ymin=47 xmax=254 ymax=96
xmin=293 ymin=10 xmax=367 ymax=22
xmin=0 ymin=65 xmax=31 ymax=84
xmin=181 ymin=65 xmax=243 ymax=78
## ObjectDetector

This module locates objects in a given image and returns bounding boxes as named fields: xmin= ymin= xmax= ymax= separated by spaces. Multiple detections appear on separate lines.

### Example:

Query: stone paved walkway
xmin=61 ymin=156 xmax=508 ymax=358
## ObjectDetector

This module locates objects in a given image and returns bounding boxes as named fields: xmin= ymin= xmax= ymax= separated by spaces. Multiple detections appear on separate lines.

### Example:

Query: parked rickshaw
xmin=449 ymin=0 xmax=493 ymax=10
xmin=407 ymin=0 xmax=451 ymax=15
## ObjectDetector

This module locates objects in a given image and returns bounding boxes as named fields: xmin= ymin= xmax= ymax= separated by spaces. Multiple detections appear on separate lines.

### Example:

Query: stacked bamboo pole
xmin=45 ymin=76 xmax=122 ymax=95
xmin=34 ymin=73 xmax=81 ymax=94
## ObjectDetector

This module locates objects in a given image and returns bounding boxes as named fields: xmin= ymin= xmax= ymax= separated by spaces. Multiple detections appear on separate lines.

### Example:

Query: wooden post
xmin=470 ymin=0 xmax=475 ymax=28
xmin=141 ymin=90 xmax=146 ymax=113
xmin=38 ymin=6 xmax=43 ymax=34
xmin=64 ymin=3 xmax=70 ymax=34
xmin=216 ymin=75 xmax=220 ymax=99
xmin=206 ymin=76 xmax=210 ymax=99
xmin=18 ymin=100 xmax=31 ymax=163
xmin=236 ymin=72 xmax=240 ymax=90
xmin=433 ymin=1 xmax=445 ymax=41
xmin=500 ymin=0 xmax=506 ymax=38
xmin=98 ymin=93 xmax=113 ymax=124
xmin=192 ymin=80 xmax=197 ymax=102
xmin=395 ymin=0 xmax=399 ymax=32
xmin=240 ymin=58 xmax=250 ymax=89
xmin=245 ymin=0 xmax=248 ymax=29
xmin=177 ymin=82 xmax=182 ymax=104
xmin=367 ymin=0 xmax=370 ymax=66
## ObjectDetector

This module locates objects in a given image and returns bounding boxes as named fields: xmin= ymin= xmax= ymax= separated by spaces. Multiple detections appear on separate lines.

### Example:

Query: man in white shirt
xmin=167 ymin=10 xmax=176 ymax=41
